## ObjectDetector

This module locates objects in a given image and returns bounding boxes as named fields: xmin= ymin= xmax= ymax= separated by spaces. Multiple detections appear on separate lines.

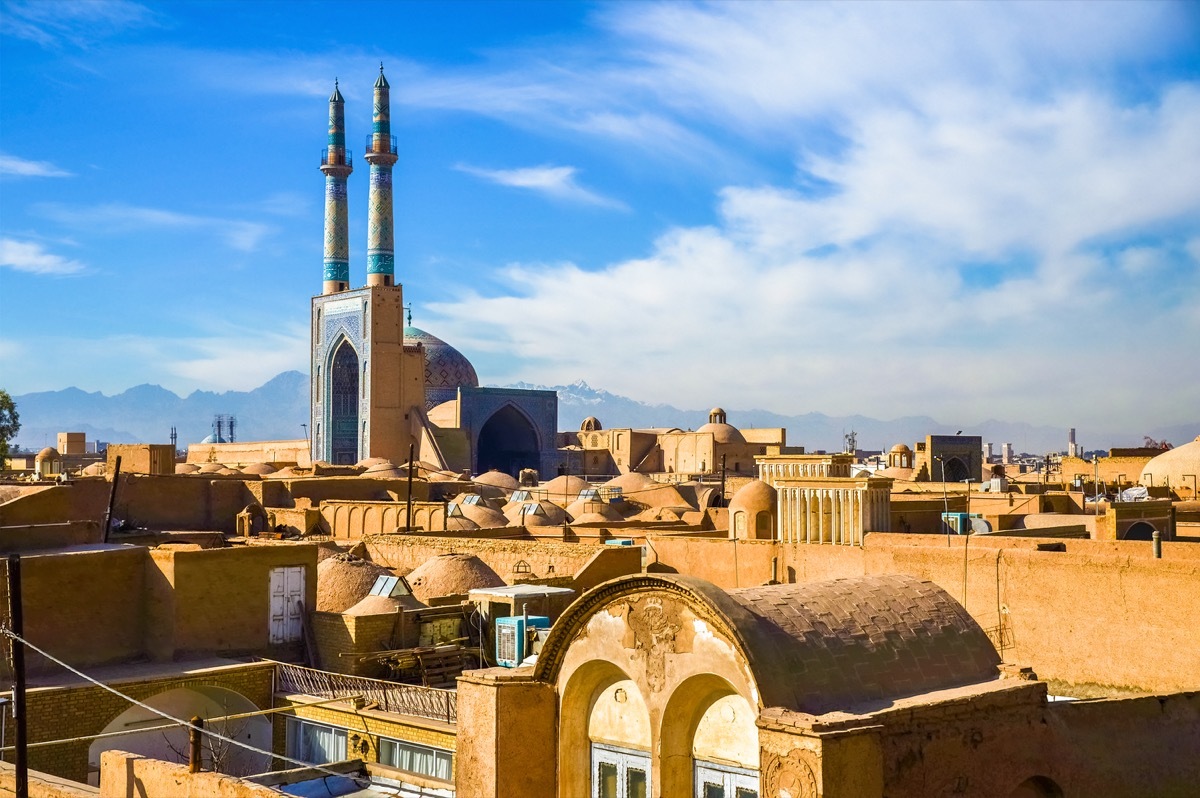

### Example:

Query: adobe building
xmin=911 ymin=434 xmax=984 ymax=483
xmin=559 ymin=408 xmax=786 ymax=479
xmin=457 ymin=572 xmax=1200 ymax=798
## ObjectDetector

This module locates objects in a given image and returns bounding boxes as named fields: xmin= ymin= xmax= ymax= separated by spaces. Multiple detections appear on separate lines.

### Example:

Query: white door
xmin=695 ymin=761 xmax=759 ymax=798
xmin=269 ymin=566 xmax=306 ymax=644
xmin=592 ymin=743 xmax=650 ymax=798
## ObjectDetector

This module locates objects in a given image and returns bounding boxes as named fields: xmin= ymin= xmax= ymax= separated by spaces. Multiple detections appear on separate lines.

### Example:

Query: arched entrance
xmin=476 ymin=404 xmax=539 ymax=477
xmin=1124 ymin=521 xmax=1156 ymax=541
xmin=330 ymin=340 xmax=359 ymax=465
xmin=87 ymin=686 xmax=271 ymax=785
xmin=940 ymin=456 xmax=969 ymax=483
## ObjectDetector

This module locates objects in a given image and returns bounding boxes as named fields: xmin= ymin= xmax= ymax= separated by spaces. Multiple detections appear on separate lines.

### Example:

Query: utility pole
xmin=405 ymin=443 xmax=415 ymax=532
xmin=102 ymin=456 xmax=122 ymax=544
xmin=7 ymin=554 xmax=28 ymax=798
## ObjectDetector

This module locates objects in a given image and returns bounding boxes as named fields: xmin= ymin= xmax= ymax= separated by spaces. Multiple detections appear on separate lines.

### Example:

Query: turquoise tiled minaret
xmin=365 ymin=64 xmax=399 ymax=287
xmin=320 ymin=80 xmax=353 ymax=294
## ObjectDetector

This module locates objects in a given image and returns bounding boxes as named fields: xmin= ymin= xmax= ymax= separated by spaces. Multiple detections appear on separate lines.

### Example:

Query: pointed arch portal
xmin=477 ymin=404 xmax=539 ymax=477
xmin=330 ymin=340 xmax=359 ymax=465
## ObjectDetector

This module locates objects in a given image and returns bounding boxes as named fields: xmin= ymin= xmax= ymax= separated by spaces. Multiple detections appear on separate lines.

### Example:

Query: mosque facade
xmin=309 ymin=69 xmax=559 ymax=476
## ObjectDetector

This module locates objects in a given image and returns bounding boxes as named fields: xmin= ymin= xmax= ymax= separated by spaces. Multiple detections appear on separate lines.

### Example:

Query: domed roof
xmin=728 ymin=479 xmax=777 ymax=514
xmin=604 ymin=472 xmax=655 ymax=492
xmin=505 ymin=500 xmax=568 ymax=527
xmin=316 ymin=554 xmax=395 ymax=613
xmin=405 ymin=553 xmax=505 ymax=603
xmin=534 ymin=574 xmax=1002 ymax=715
xmin=198 ymin=463 xmax=225 ymax=473
xmin=455 ymin=501 xmax=509 ymax=528
xmin=344 ymin=591 xmax=425 ymax=616
xmin=35 ymin=447 xmax=60 ymax=461
xmin=201 ymin=434 xmax=227 ymax=444
xmin=1141 ymin=436 xmax=1200 ymax=498
xmin=241 ymin=463 xmax=277 ymax=475
xmin=474 ymin=470 xmax=519 ymax=490
xmin=565 ymin=499 xmax=624 ymax=522
xmin=404 ymin=325 xmax=479 ymax=407
xmin=175 ymin=463 xmax=201 ymax=474
xmin=889 ymin=443 xmax=913 ymax=454
xmin=581 ymin=416 xmax=602 ymax=432
xmin=697 ymin=422 xmax=746 ymax=445
xmin=356 ymin=457 xmax=390 ymax=468
xmin=81 ymin=463 xmax=106 ymax=476
xmin=540 ymin=474 xmax=591 ymax=498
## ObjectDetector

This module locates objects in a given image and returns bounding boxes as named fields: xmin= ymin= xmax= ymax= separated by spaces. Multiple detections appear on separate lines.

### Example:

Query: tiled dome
xmin=404 ymin=325 xmax=479 ymax=408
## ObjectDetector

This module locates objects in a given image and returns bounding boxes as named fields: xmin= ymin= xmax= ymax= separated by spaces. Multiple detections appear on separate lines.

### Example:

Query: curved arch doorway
xmin=330 ymin=340 xmax=360 ymax=465
xmin=1124 ymin=521 xmax=1156 ymax=541
xmin=87 ymin=686 xmax=271 ymax=785
xmin=476 ymin=404 xmax=540 ymax=477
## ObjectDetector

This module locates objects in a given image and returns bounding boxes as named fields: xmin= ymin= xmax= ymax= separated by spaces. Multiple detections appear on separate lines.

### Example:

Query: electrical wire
xmin=0 ymin=627 xmax=407 ymax=795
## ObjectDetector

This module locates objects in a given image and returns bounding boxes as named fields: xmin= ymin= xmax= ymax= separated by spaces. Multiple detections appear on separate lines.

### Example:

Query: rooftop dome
xmin=316 ymin=554 xmax=395 ymax=613
xmin=581 ymin=416 xmax=602 ymax=432
xmin=241 ymin=463 xmax=277 ymax=475
xmin=356 ymin=457 xmax=390 ymax=468
xmin=405 ymin=553 xmax=505 ymax=603
xmin=696 ymin=422 xmax=746 ymax=445
xmin=198 ymin=463 xmax=225 ymax=473
xmin=474 ymin=470 xmax=520 ymax=490
xmin=889 ymin=443 xmax=913 ymax=454
xmin=1141 ymin=435 xmax=1200 ymax=499
xmin=505 ymin=499 xmax=569 ymax=527
xmin=540 ymin=474 xmax=591 ymax=498
xmin=35 ymin=447 xmax=60 ymax=462
xmin=175 ymin=463 xmax=201 ymax=475
xmin=565 ymin=499 xmax=624 ymax=522
xmin=404 ymin=325 xmax=479 ymax=408
xmin=454 ymin=501 xmax=508 ymax=529
xmin=535 ymin=574 xmax=1002 ymax=715
xmin=81 ymin=463 xmax=105 ymax=476
xmin=728 ymin=479 xmax=777 ymax=515
xmin=200 ymin=434 xmax=227 ymax=444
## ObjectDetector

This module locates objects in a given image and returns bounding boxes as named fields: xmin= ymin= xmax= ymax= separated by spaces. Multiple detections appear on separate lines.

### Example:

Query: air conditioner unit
xmin=941 ymin=512 xmax=971 ymax=535
xmin=495 ymin=615 xmax=550 ymax=668
xmin=605 ymin=538 xmax=635 ymax=546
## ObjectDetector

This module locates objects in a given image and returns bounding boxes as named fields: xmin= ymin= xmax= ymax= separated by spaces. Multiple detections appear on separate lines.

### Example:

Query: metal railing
xmin=320 ymin=149 xmax=353 ymax=167
xmin=364 ymin=134 xmax=398 ymax=155
xmin=273 ymin=661 xmax=457 ymax=724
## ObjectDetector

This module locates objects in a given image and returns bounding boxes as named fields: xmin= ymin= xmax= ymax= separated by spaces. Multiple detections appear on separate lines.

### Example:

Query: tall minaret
xmin=365 ymin=64 xmax=399 ymax=288
xmin=320 ymin=80 xmax=352 ymax=294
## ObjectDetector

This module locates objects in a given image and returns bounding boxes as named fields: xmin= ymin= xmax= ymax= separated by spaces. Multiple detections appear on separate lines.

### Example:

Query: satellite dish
xmin=971 ymin=518 xmax=993 ymax=535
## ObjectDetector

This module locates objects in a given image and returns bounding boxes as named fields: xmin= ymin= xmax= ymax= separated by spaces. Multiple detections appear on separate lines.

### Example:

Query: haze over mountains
xmin=11 ymin=372 xmax=1196 ymax=455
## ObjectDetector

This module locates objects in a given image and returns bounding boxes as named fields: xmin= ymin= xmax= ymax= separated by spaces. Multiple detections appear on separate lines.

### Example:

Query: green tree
xmin=0 ymin=389 xmax=19 ymax=468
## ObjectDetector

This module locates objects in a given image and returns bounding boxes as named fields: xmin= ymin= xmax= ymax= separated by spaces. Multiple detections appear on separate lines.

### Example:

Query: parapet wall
xmin=364 ymin=535 xmax=642 ymax=592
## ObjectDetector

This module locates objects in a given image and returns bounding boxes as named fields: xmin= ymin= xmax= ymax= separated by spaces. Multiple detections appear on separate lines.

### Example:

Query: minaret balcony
xmin=321 ymin=149 xmax=353 ymax=167
xmin=364 ymin=134 xmax=398 ymax=156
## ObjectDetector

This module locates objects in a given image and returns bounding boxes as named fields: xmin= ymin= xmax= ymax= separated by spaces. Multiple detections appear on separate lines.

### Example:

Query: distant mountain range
xmin=10 ymin=372 xmax=1196 ymax=455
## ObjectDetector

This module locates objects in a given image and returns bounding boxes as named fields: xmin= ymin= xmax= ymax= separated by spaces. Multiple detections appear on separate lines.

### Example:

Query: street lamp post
xmin=935 ymin=455 xmax=950 ymax=543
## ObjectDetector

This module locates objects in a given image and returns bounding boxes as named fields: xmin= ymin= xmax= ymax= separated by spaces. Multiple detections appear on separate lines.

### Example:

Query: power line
xmin=0 ymin=628 xmax=402 ymax=794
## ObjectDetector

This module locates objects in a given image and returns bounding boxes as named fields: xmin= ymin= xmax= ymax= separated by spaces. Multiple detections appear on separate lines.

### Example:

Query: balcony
xmin=320 ymin=149 xmax=353 ymax=167
xmin=364 ymin=134 xmax=398 ymax=156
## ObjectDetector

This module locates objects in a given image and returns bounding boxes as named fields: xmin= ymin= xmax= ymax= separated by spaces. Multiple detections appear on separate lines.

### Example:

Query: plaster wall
xmin=145 ymin=544 xmax=317 ymax=661
xmin=0 ymin=547 xmax=146 ymax=679
xmin=98 ymin=751 xmax=280 ymax=798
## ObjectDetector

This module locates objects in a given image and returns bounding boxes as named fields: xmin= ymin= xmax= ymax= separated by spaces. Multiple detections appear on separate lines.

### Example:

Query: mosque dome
xmin=404 ymin=325 xmax=479 ymax=408
xmin=1140 ymin=436 xmax=1200 ymax=498
xmin=201 ymin=433 xmax=227 ymax=444
xmin=696 ymin=422 xmax=746 ymax=445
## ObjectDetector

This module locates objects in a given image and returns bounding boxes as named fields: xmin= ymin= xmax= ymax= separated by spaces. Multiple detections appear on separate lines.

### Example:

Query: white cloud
xmin=0 ymin=239 xmax=85 ymax=275
xmin=35 ymin=202 xmax=272 ymax=252
xmin=0 ymin=154 xmax=72 ymax=178
xmin=456 ymin=163 xmax=626 ymax=209
xmin=2 ymin=0 xmax=157 ymax=48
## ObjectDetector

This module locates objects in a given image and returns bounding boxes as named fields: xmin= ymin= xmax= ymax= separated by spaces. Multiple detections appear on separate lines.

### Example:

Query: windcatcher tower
xmin=320 ymin=80 xmax=353 ymax=294
xmin=365 ymin=64 xmax=398 ymax=287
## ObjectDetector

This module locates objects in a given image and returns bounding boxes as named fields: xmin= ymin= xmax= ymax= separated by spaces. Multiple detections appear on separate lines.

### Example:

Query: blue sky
xmin=2 ymin=0 xmax=1198 ymax=439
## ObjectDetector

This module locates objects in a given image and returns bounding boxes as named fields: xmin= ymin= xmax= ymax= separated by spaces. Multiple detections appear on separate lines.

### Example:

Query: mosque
xmin=308 ymin=68 xmax=558 ymax=477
